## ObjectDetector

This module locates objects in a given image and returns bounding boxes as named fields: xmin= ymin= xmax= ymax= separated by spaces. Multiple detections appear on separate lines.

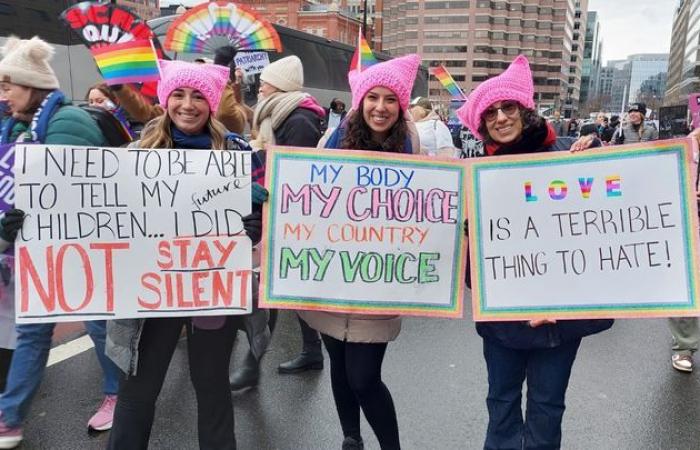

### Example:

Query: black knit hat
xmin=628 ymin=102 xmax=647 ymax=116
xmin=213 ymin=46 xmax=237 ymax=67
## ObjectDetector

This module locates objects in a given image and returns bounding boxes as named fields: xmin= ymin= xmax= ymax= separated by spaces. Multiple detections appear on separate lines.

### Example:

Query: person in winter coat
xmin=107 ymin=49 xmax=249 ymax=135
xmin=324 ymin=97 xmax=347 ymax=132
xmin=105 ymin=60 xmax=262 ymax=450
xmin=0 ymin=88 xmax=12 ymax=395
xmin=409 ymin=96 xmax=455 ymax=156
xmin=456 ymin=55 xmax=613 ymax=450
xmin=244 ymin=55 xmax=328 ymax=378
xmin=300 ymin=53 xmax=422 ymax=450
xmin=85 ymin=82 xmax=136 ymax=138
xmin=612 ymin=103 xmax=658 ymax=144
xmin=0 ymin=36 xmax=121 ymax=450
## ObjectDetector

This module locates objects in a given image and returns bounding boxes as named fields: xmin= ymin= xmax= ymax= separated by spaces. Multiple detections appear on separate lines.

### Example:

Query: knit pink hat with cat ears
xmin=157 ymin=60 xmax=229 ymax=113
xmin=456 ymin=55 xmax=535 ymax=139
xmin=348 ymin=54 xmax=421 ymax=112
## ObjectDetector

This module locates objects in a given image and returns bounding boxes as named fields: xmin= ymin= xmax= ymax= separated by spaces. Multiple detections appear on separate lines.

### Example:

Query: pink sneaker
xmin=87 ymin=395 xmax=117 ymax=431
xmin=0 ymin=414 xmax=22 ymax=449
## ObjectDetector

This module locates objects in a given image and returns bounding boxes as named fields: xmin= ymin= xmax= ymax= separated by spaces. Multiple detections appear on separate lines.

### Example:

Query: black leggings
xmin=321 ymin=334 xmax=400 ymax=450
xmin=107 ymin=317 xmax=238 ymax=450
xmin=0 ymin=348 xmax=12 ymax=392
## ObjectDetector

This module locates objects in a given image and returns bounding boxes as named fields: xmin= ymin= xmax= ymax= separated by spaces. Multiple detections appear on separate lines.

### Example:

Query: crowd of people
xmin=0 ymin=32 xmax=695 ymax=450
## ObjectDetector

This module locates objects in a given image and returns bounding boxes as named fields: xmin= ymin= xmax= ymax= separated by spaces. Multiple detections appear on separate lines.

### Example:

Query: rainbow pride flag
xmin=349 ymin=29 xmax=378 ymax=72
xmin=91 ymin=39 xmax=161 ymax=86
xmin=431 ymin=65 xmax=465 ymax=99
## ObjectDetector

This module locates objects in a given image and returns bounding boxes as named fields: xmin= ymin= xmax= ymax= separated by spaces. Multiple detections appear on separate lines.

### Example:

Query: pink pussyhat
xmin=157 ymin=60 xmax=230 ymax=113
xmin=456 ymin=55 xmax=535 ymax=139
xmin=348 ymin=53 xmax=421 ymax=112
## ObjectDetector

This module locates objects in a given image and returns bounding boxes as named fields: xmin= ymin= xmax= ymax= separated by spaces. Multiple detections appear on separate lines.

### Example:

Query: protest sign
xmin=0 ymin=144 xmax=14 ymax=212
xmin=234 ymin=52 xmax=270 ymax=75
xmin=260 ymin=147 xmax=467 ymax=318
xmin=14 ymin=144 xmax=252 ymax=323
xmin=467 ymin=139 xmax=700 ymax=320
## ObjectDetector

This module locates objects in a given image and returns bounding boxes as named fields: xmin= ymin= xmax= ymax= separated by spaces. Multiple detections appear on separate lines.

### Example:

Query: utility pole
xmin=362 ymin=0 xmax=368 ymax=40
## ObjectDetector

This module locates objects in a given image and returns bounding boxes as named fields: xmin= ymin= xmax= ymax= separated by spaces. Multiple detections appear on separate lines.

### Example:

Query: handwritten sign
xmin=260 ymin=147 xmax=467 ymax=318
xmin=468 ymin=139 xmax=700 ymax=320
xmin=234 ymin=52 xmax=270 ymax=75
xmin=14 ymin=144 xmax=252 ymax=323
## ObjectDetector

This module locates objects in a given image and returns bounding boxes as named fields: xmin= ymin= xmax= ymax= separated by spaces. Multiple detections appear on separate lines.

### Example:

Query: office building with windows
xmin=381 ymin=0 xmax=586 ymax=117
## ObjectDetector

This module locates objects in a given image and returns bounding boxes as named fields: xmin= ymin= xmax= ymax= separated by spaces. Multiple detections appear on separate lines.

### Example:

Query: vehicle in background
xmin=659 ymin=105 xmax=690 ymax=139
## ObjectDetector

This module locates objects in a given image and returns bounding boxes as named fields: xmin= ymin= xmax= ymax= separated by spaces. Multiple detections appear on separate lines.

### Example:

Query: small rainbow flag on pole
xmin=91 ymin=39 xmax=161 ymax=86
xmin=349 ymin=28 xmax=378 ymax=72
xmin=431 ymin=65 xmax=466 ymax=99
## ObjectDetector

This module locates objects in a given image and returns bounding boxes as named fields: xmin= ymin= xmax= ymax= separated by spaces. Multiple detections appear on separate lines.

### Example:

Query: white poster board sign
xmin=468 ymin=140 xmax=700 ymax=320
xmin=234 ymin=51 xmax=270 ymax=75
xmin=260 ymin=147 xmax=467 ymax=318
xmin=14 ymin=144 xmax=252 ymax=323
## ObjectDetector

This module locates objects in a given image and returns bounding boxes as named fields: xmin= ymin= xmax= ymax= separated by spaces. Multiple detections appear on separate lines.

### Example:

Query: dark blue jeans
xmin=482 ymin=337 xmax=581 ymax=450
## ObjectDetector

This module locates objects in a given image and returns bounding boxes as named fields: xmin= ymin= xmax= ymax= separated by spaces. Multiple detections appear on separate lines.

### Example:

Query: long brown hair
xmin=85 ymin=83 xmax=118 ymax=105
xmin=140 ymin=114 xmax=228 ymax=149
xmin=340 ymin=107 xmax=408 ymax=152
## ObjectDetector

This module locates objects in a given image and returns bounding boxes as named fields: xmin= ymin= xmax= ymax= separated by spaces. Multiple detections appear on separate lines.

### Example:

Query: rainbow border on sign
xmin=467 ymin=138 xmax=700 ymax=321
xmin=259 ymin=146 xmax=468 ymax=319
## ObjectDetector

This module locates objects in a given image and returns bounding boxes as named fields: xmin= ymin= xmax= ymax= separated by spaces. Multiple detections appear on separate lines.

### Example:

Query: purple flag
xmin=0 ymin=144 xmax=13 ymax=212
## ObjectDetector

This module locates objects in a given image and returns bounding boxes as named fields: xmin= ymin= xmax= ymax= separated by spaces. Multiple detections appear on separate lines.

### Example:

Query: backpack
xmin=80 ymin=106 xmax=133 ymax=147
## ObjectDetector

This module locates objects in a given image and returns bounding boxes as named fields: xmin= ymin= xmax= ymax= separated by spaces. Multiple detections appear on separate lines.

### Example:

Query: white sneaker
xmin=672 ymin=353 xmax=694 ymax=373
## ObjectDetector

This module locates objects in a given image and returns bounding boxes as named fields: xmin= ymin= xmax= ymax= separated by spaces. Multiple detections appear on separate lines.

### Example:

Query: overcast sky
xmin=162 ymin=0 xmax=675 ymax=64
xmin=588 ymin=0 xmax=673 ymax=64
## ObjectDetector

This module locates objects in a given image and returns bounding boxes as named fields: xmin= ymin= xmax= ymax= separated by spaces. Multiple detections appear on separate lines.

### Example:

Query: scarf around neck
xmin=0 ymin=90 xmax=64 ymax=144
xmin=251 ymin=91 xmax=308 ymax=148
xmin=171 ymin=125 xmax=213 ymax=149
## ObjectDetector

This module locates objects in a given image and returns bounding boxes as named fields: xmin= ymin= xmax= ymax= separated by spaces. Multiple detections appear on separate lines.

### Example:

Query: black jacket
xmin=274 ymin=107 xmax=322 ymax=147
xmin=474 ymin=122 xmax=614 ymax=349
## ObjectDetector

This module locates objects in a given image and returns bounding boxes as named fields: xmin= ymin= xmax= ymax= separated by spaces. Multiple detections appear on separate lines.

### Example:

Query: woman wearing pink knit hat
xmin=299 ymin=53 xmax=422 ymax=450
xmin=106 ymin=60 xmax=261 ymax=450
xmin=456 ymin=55 xmax=613 ymax=449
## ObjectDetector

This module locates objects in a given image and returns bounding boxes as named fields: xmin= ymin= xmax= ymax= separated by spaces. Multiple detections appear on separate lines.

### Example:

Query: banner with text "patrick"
xmin=14 ymin=144 xmax=252 ymax=323
xmin=468 ymin=139 xmax=700 ymax=321
xmin=260 ymin=147 xmax=467 ymax=318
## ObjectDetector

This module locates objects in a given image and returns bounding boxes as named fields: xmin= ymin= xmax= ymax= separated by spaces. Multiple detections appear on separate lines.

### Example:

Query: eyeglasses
xmin=482 ymin=101 xmax=520 ymax=122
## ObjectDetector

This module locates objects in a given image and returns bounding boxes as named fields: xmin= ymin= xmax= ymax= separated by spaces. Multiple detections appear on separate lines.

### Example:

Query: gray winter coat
xmin=612 ymin=122 xmax=658 ymax=144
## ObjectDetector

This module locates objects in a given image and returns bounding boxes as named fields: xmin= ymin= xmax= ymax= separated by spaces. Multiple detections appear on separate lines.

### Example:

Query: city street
xmin=17 ymin=301 xmax=700 ymax=449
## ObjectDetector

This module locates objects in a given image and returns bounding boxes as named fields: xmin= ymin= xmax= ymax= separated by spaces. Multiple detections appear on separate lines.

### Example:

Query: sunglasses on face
xmin=482 ymin=101 xmax=520 ymax=122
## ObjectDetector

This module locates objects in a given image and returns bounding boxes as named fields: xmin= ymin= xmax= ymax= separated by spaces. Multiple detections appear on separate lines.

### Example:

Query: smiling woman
xmin=300 ymin=53 xmax=423 ymax=450
xmin=105 ymin=59 xmax=255 ymax=450
xmin=455 ymin=54 xmax=614 ymax=450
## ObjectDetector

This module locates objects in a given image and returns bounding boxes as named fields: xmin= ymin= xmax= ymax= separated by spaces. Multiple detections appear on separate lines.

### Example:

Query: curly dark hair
xmin=477 ymin=105 xmax=543 ymax=146
xmin=340 ymin=108 xmax=408 ymax=152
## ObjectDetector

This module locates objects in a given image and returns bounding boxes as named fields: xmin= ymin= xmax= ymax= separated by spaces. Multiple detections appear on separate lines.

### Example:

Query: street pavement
xmin=14 ymin=305 xmax=700 ymax=449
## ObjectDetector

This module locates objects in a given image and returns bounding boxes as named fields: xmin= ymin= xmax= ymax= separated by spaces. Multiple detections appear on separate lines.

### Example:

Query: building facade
xmin=236 ymin=0 xmax=363 ymax=46
xmin=580 ymin=11 xmax=602 ymax=109
xmin=627 ymin=54 xmax=669 ymax=104
xmin=381 ymin=0 xmax=585 ymax=117
xmin=117 ymin=0 xmax=160 ymax=20
xmin=665 ymin=0 xmax=696 ymax=106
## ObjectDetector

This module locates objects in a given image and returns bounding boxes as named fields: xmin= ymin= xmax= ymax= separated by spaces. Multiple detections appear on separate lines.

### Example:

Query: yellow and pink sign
xmin=467 ymin=138 xmax=700 ymax=320
xmin=259 ymin=147 xmax=468 ymax=318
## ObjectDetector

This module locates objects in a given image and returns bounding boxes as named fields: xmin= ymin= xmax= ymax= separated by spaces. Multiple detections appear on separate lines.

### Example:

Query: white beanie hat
xmin=260 ymin=55 xmax=303 ymax=92
xmin=0 ymin=36 xmax=59 ymax=90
